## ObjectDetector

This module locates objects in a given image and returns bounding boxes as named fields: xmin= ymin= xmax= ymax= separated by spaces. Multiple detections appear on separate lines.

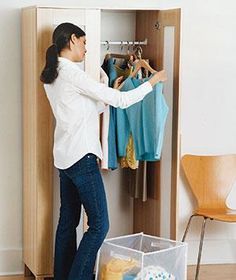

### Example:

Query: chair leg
xmin=182 ymin=214 xmax=196 ymax=242
xmin=195 ymin=217 xmax=208 ymax=280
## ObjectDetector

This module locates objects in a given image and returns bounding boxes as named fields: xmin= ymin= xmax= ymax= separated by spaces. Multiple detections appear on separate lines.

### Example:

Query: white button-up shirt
xmin=44 ymin=57 xmax=152 ymax=169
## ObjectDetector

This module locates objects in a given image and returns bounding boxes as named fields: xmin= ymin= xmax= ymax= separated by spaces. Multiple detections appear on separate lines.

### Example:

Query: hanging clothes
xmin=101 ymin=57 xmax=119 ymax=169
xmin=102 ymin=57 xmax=133 ymax=170
xmin=101 ymin=57 xmax=145 ymax=201
xmin=117 ymin=75 xmax=168 ymax=202
xmin=99 ymin=58 xmax=168 ymax=201
xmin=120 ymin=134 xmax=139 ymax=170
xmin=100 ymin=57 xmax=168 ymax=201
xmin=117 ymin=76 xmax=169 ymax=161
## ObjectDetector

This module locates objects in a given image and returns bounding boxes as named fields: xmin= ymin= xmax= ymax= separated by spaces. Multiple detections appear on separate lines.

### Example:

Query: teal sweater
xmin=116 ymin=77 xmax=169 ymax=161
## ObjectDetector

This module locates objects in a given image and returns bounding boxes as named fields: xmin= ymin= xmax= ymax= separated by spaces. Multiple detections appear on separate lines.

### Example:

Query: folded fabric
xmin=123 ymin=274 xmax=137 ymax=280
xmin=101 ymin=257 xmax=138 ymax=280
xmin=134 ymin=265 xmax=175 ymax=280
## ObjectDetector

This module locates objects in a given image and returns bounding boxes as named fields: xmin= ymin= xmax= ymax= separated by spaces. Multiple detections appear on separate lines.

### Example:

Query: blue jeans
xmin=54 ymin=153 xmax=109 ymax=280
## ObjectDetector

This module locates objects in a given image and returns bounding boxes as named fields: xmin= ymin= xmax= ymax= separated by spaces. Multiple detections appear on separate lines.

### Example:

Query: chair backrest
xmin=181 ymin=154 xmax=236 ymax=209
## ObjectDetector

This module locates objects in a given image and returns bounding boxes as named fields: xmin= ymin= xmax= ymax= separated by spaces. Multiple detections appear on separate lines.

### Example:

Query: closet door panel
xmin=160 ymin=25 xmax=175 ymax=239
xmin=159 ymin=9 xmax=181 ymax=240
xmin=134 ymin=9 xmax=180 ymax=239
xmin=23 ymin=7 xmax=101 ymax=277
xmin=36 ymin=7 xmax=100 ymax=274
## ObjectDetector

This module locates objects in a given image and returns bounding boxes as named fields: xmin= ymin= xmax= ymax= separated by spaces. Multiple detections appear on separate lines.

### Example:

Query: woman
xmin=40 ymin=22 xmax=167 ymax=280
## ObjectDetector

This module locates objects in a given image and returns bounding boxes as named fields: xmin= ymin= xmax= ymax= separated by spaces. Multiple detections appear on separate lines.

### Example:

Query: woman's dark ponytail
xmin=40 ymin=44 xmax=59 ymax=84
xmin=40 ymin=22 xmax=86 ymax=84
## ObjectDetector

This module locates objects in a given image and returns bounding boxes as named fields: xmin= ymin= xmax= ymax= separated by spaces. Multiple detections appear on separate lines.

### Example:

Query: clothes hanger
xmin=116 ymin=43 xmax=156 ymax=89
xmin=130 ymin=59 xmax=157 ymax=78
xmin=129 ymin=44 xmax=156 ymax=77
xmin=105 ymin=53 xmax=132 ymax=62
xmin=116 ymin=57 xmax=157 ymax=90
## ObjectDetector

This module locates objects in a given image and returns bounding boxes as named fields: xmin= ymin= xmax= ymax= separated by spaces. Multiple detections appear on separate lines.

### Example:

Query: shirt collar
xmin=58 ymin=57 xmax=75 ymax=65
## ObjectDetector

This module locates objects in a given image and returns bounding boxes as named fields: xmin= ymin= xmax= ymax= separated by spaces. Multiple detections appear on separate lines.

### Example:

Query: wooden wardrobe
xmin=22 ymin=6 xmax=180 ymax=279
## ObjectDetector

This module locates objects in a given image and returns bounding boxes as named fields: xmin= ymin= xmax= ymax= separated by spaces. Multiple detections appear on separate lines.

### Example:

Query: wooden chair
xmin=181 ymin=154 xmax=236 ymax=280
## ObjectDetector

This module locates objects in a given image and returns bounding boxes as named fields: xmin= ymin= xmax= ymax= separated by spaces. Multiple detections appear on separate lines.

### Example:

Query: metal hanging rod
xmin=101 ymin=38 xmax=148 ymax=46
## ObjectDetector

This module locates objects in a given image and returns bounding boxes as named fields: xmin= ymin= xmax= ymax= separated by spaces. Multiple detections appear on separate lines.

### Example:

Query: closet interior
xmin=22 ymin=6 xmax=180 ymax=279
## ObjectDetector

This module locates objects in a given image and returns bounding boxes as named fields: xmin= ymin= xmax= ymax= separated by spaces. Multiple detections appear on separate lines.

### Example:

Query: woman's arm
xmin=71 ymin=68 xmax=166 ymax=109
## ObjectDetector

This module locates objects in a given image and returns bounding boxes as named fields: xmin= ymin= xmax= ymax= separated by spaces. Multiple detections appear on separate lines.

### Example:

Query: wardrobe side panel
xmin=34 ymin=8 xmax=55 ymax=276
xmin=22 ymin=7 xmax=38 ymax=273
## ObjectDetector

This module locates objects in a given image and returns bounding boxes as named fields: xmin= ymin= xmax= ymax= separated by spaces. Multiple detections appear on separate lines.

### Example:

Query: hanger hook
xmin=136 ymin=44 xmax=143 ymax=59
xmin=132 ymin=40 xmax=136 ymax=52
xmin=106 ymin=40 xmax=110 ymax=51
xmin=139 ymin=45 xmax=143 ymax=55
xmin=120 ymin=41 xmax=124 ymax=51
xmin=127 ymin=41 xmax=130 ymax=54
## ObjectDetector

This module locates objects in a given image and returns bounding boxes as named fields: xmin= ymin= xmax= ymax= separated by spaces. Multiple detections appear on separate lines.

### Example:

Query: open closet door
xmin=22 ymin=7 xmax=101 ymax=278
xmin=134 ymin=9 xmax=180 ymax=240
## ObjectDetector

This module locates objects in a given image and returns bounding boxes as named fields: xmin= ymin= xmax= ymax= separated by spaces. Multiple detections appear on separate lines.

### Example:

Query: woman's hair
xmin=40 ymin=22 xmax=86 ymax=84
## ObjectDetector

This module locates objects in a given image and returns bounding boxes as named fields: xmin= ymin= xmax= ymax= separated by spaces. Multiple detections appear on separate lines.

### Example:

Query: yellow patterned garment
xmin=120 ymin=134 xmax=139 ymax=169
xmin=100 ymin=257 xmax=137 ymax=280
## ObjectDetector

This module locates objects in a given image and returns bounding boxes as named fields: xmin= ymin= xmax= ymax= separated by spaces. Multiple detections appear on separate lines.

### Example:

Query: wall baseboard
xmin=0 ymin=276 xmax=25 ymax=280
xmin=186 ymin=239 xmax=236 ymax=265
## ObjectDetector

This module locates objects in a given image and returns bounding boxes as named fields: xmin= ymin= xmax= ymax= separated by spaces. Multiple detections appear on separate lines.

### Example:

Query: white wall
xmin=158 ymin=0 xmax=236 ymax=264
xmin=1 ymin=0 xmax=236 ymax=275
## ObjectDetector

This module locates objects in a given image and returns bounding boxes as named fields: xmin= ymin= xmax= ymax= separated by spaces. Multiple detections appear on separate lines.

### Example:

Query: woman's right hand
xmin=149 ymin=70 xmax=167 ymax=87
xmin=113 ymin=76 xmax=124 ymax=89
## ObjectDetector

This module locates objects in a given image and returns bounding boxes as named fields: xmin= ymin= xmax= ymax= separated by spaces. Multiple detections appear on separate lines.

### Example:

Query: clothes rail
xmin=101 ymin=38 xmax=148 ymax=46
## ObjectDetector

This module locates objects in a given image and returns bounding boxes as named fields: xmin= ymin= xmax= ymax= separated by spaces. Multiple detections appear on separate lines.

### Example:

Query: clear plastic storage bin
xmin=96 ymin=232 xmax=187 ymax=280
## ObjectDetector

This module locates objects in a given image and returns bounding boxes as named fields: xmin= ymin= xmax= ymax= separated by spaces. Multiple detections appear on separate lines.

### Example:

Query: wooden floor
xmin=1 ymin=264 xmax=236 ymax=280
xmin=187 ymin=264 xmax=236 ymax=280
